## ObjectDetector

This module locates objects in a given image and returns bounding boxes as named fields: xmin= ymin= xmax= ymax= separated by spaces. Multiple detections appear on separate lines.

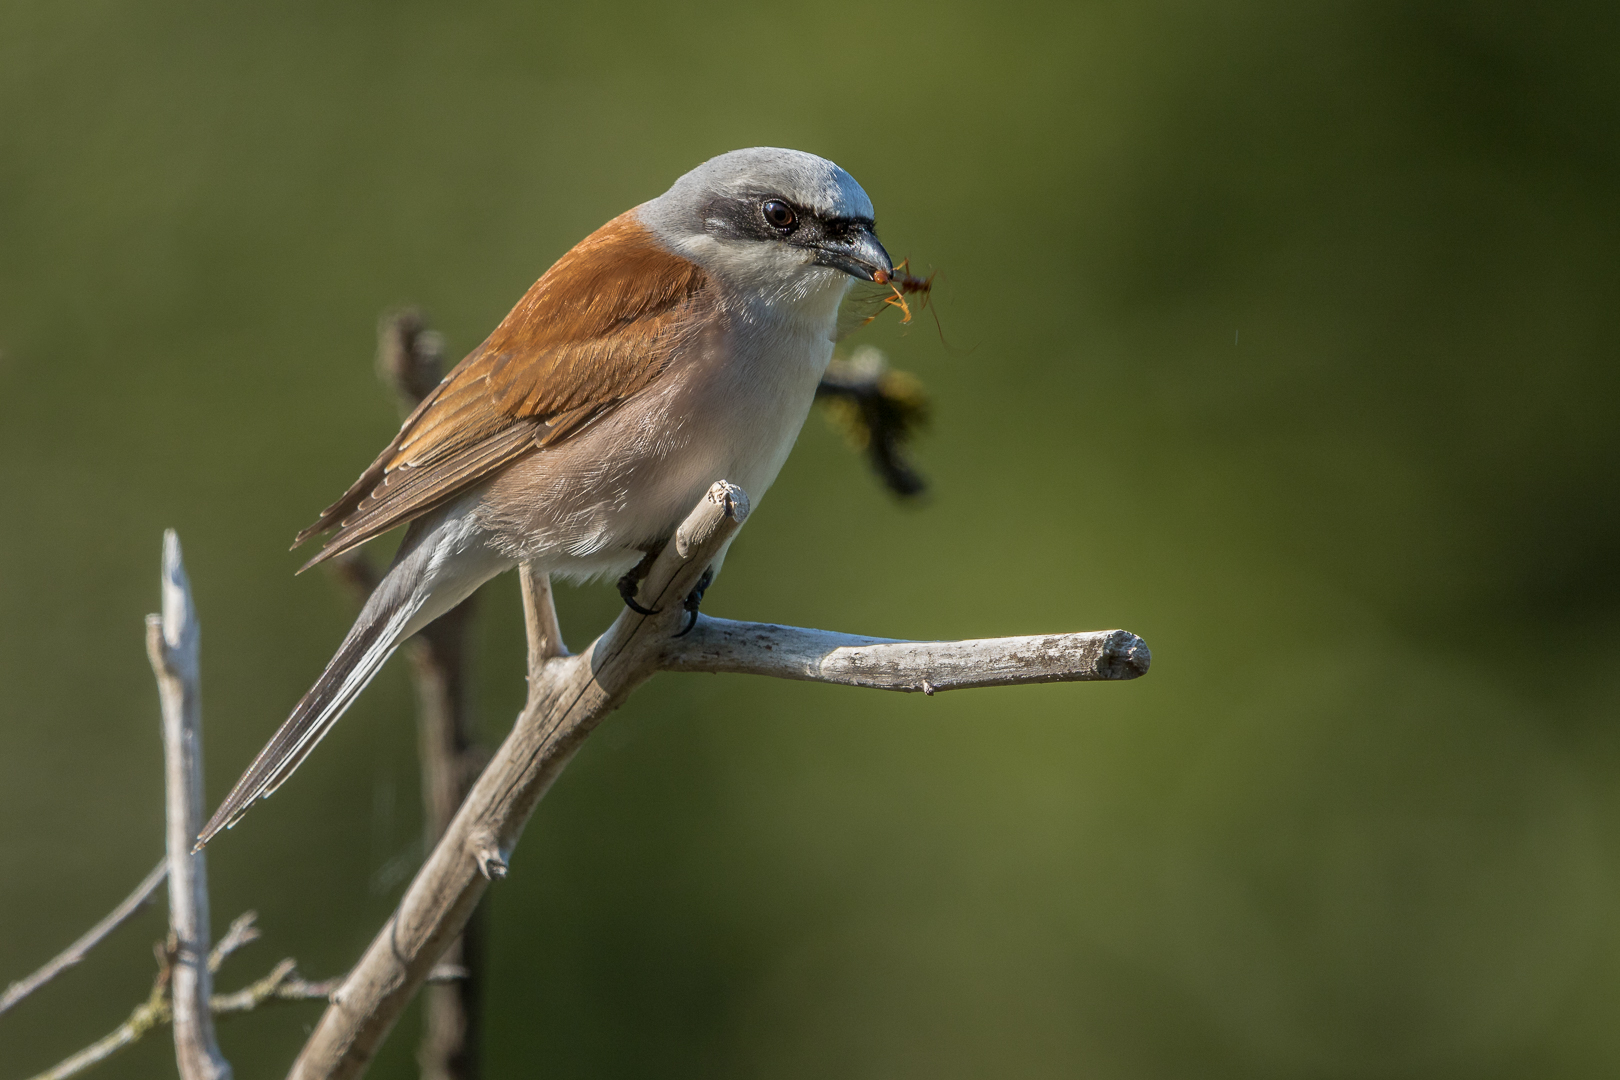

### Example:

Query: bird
xmin=195 ymin=147 xmax=893 ymax=848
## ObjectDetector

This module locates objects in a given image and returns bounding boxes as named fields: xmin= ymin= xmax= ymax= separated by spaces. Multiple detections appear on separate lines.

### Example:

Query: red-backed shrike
xmin=198 ymin=147 xmax=892 ymax=846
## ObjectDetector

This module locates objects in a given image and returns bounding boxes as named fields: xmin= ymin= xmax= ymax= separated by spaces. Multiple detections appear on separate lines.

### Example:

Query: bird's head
xmin=639 ymin=147 xmax=892 ymax=299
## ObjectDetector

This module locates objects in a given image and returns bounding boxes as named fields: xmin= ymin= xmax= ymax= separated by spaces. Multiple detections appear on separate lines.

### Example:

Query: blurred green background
xmin=3 ymin=1 xmax=1618 ymax=1077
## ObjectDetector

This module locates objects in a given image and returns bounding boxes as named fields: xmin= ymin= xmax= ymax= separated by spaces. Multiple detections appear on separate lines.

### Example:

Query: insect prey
xmin=864 ymin=258 xmax=935 ymax=326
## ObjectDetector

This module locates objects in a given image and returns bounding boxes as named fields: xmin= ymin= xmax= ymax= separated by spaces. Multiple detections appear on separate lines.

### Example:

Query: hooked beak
xmin=812 ymin=223 xmax=893 ymax=283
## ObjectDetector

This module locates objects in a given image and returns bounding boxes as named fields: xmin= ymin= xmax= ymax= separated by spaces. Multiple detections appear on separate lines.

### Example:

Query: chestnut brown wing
xmin=294 ymin=213 xmax=710 ymax=569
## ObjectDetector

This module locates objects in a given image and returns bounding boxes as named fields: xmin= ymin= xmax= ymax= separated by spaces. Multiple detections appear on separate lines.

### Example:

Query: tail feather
xmin=195 ymin=588 xmax=422 ymax=850
xmin=196 ymin=506 xmax=511 ymax=850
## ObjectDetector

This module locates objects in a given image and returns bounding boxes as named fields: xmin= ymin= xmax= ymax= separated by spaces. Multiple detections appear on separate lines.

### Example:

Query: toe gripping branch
xmin=617 ymin=549 xmax=710 ymax=635
xmin=617 ymin=570 xmax=658 ymax=616
xmin=674 ymin=568 xmax=713 ymax=638
xmin=617 ymin=549 xmax=661 ymax=615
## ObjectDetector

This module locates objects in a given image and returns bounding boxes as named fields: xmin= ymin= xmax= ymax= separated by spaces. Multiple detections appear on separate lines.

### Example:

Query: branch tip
xmin=676 ymin=480 xmax=749 ymax=557
xmin=147 ymin=530 xmax=231 ymax=1080
xmin=1102 ymin=630 xmax=1151 ymax=679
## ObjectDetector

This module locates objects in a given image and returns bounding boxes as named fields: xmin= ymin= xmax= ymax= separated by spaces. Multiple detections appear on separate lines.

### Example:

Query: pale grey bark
xmin=145 ymin=531 xmax=231 ymax=1080
xmin=662 ymin=620 xmax=1150 ymax=691
xmin=287 ymin=481 xmax=1152 ymax=1080
xmin=22 ymin=910 xmax=345 ymax=1080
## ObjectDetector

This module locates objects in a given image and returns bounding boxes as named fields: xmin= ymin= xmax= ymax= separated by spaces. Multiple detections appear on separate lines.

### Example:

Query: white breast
xmin=473 ymin=269 xmax=850 ymax=582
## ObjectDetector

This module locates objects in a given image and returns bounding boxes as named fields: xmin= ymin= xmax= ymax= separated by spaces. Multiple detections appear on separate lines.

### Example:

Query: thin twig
xmin=23 ymin=940 xmax=342 ymax=1080
xmin=211 ymin=959 xmax=339 ymax=1014
xmin=146 ymin=530 xmax=231 ymax=1080
xmin=0 ymin=859 xmax=167 ymax=1017
xmin=23 ymin=953 xmax=174 ymax=1080
xmin=208 ymin=912 xmax=261 ymax=974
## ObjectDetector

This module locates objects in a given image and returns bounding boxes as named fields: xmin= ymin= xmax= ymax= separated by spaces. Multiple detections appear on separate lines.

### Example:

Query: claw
xmin=617 ymin=570 xmax=659 ymax=616
xmin=673 ymin=568 xmax=713 ymax=638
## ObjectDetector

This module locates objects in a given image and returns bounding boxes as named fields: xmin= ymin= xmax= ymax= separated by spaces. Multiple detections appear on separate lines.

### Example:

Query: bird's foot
xmin=617 ymin=553 xmax=661 ymax=616
xmin=674 ymin=568 xmax=713 ymax=638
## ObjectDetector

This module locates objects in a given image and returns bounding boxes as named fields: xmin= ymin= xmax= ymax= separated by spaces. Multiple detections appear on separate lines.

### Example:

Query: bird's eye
xmin=762 ymin=200 xmax=797 ymax=231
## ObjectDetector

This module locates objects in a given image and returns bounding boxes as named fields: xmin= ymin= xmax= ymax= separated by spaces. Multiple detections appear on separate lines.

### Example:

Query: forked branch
xmin=288 ymin=481 xmax=753 ymax=1078
xmin=288 ymin=481 xmax=1149 ymax=1079
xmin=22 ymin=911 xmax=346 ymax=1080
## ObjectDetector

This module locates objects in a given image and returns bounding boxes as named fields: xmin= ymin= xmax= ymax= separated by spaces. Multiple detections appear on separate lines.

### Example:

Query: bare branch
xmin=23 ymin=960 xmax=173 ymax=1080
xmin=286 ymin=471 xmax=1152 ymax=1076
xmin=289 ymin=481 xmax=751 ymax=1080
xmin=376 ymin=307 xmax=447 ymax=411
xmin=0 ymin=858 xmax=166 ymax=1017
xmin=331 ymin=546 xmax=490 ymax=1080
xmin=518 ymin=562 xmax=566 ymax=669
xmin=146 ymin=530 xmax=231 ymax=1080
xmin=407 ymin=591 xmax=485 ymax=1080
xmin=24 ymin=940 xmax=341 ymax=1080
xmin=208 ymin=912 xmax=261 ymax=974
xmin=211 ymin=959 xmax=338 ymax=1014
xmin=367 ymin=309 xmax=489 ymax=1080
xmin=661 ymin=620 xmax=1150 ymax=692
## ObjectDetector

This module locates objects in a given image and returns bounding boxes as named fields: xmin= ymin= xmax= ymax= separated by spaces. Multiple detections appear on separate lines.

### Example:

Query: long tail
xmin=196 ymin=515 xmax=506 ymax=849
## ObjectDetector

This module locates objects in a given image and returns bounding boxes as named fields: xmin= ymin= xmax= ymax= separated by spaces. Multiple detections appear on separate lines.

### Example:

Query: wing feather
xmin=294 ymin=211 xmax=709 ymax=568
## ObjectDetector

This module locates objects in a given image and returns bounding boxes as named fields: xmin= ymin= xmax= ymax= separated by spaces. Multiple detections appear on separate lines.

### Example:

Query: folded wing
xmin=294 ymin=211 xmax=712 ymax=569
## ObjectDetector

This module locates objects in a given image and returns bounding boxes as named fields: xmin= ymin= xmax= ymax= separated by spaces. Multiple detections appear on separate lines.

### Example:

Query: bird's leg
xmin=617 ymin=548 xmax=663 ymax=615
xmin=673 ymin=567 xmax=713 ymax=638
